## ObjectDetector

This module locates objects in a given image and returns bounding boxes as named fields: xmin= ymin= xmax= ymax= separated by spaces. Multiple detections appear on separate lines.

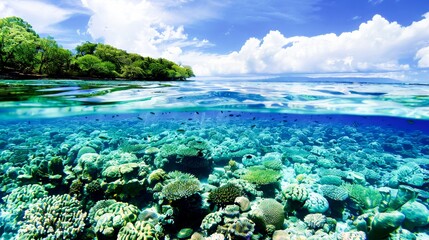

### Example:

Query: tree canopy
xmin=0 ymin=16 xmax=194 ymax=81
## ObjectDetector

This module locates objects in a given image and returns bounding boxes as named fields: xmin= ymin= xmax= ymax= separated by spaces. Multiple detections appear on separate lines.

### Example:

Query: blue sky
xmin=1 ymin=0 xmax=429 ymax=80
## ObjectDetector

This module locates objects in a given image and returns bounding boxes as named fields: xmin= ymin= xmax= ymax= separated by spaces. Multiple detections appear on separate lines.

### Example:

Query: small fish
xmin=188 ymin=118 xmax=193 ymax=120
xmin=137 ymin=117 xmax=143 ymax=120
xmin=150 ymin=112 xmax=155 ymax=115
xmin=196 ymin=111 xmax=199 ymax=114
xmin=95 ymin=119 xmax=99 ymax=121
xmin=221 ymin=111 xmax=223 ymax=113
xmin=252 ymin=117 xmax=256 ymax=120
xmin=236 ymin=114 xmax=241 ymax=117
xmin=407 ymin=120 xmax=415 ymax=125
xmin=229 ymin=114 xmax=234 ymax=117
xmin=294 ymin=119 xmax=297 ymax=122
xmin=251 ymin=124 xmax=256 ymax=128
xmin=177 ymin=129 xmax=186 ymax=133
xmin=283 ymin=120 xmax=288 ymax=122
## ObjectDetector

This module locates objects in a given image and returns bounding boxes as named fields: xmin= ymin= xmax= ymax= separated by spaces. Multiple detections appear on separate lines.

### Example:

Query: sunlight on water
xmin=0 ymin=79 xmax=429 ymax=119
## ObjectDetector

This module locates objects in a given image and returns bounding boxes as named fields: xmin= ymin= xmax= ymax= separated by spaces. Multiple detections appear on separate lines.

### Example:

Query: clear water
xmin=0 ymin=79 xmax=428 ymax=239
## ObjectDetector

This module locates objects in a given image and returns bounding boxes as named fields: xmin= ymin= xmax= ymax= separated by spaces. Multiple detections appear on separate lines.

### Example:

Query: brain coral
xmin=303 ymin=192 xmax=329 ymax=213
xmin=17 ymin=194 xmax=86 ymax=240
xmin=249 ymin=198 xmax=285 ymax=230
xmin=208 ymin=183 xmax=243 ymax=206
xmin=162 ymin=178 xmax=201 ymax=201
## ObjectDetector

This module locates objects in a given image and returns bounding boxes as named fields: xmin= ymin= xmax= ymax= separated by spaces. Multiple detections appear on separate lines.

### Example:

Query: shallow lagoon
xmin=0 ymin=79 xmax=428 ymax=240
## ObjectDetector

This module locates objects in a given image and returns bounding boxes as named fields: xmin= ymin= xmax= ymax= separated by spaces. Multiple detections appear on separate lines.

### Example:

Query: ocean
xmin=0 ymin=79 xmax=428 ymax=240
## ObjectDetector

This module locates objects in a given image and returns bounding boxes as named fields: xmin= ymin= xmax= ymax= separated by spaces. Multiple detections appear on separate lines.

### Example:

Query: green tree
xmin=37 ymin=37 xmax=72 ymax=76
xmin=75 ymin=41 xmax=98 ymax=56
xmin=0 ymin=17 xmax=39 ymax=73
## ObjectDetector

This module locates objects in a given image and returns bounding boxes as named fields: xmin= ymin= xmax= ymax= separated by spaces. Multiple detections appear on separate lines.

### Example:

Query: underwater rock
xmin=368 ymin=211 xmax=405 ymax=240
xmin=400 ymin=201 xmax=429 ymax=230
xmin=177 ymin=228 xmax=194 ymax=239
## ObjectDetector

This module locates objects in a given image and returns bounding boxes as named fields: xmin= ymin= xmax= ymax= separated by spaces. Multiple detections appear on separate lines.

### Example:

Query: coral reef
xmin=241 ymin=166 xmax=282 ymax=185
xmin=161 ymin=176 xmax=200 ymax=201
xmin=17 ymin=194 xmax=86 ymax=239
xmin=208 ymin=183 xmax=243 ymax=206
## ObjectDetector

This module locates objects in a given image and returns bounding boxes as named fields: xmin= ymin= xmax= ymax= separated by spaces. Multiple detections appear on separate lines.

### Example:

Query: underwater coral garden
xmin=0 ymin=112 xmax=428 ymax=240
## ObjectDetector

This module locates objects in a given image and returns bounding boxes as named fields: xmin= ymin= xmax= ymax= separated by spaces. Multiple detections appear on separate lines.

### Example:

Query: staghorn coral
xmin=208 ymin=183 xmax=243 ymax=206
xmin=241 ymin=166 xmax=281 ymax=185
xmin=304 ymin=213 xmax=326 ymax=229
xmin=17 ymin=194 xmax=86 ymax=240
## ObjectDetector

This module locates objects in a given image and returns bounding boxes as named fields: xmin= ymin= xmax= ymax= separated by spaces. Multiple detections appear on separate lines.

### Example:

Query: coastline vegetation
xmin=0 ymin=16 xmax=194 ymax=81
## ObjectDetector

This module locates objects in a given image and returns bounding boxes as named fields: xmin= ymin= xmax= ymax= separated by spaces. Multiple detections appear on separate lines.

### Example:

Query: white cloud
xmin=416 ymin=46 xmax=429 ymax=68
xmin=185 ymin=13 xmax=429 ymax=76
xmin=0 ymin=0 xmax=74 ymax=33
xmin=80 ymin=0 xmax=214 ymax=57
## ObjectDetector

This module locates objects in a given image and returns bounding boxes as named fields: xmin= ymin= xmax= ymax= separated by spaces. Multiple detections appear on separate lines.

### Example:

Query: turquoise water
xmin=0 ymin=79 xmax=428 ymax=239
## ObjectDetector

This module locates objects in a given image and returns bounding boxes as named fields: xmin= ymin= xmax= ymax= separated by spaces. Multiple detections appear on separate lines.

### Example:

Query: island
xmin=0 ymin=16 xmax=195 ymax=81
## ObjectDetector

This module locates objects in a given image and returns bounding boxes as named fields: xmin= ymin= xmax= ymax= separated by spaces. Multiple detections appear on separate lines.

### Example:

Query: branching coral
xmin=17 ymin=194 xmax=87 ymax=240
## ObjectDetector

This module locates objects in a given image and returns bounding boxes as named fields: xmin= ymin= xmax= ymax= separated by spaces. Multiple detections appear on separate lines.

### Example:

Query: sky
xmin=1 ymin=0 xmax=429 ymax=81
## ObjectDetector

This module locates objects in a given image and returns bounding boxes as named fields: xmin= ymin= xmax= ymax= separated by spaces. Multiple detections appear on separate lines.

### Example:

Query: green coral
xmin=208 ymin=183 xmax=243 ymax=206
xmin=242 ymin=166 xmax=281 ymax=185
xmin=342 ymin=183 xmax=381 ymax=210
xmin=17 ymin=194 xmax=87 ymax=240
